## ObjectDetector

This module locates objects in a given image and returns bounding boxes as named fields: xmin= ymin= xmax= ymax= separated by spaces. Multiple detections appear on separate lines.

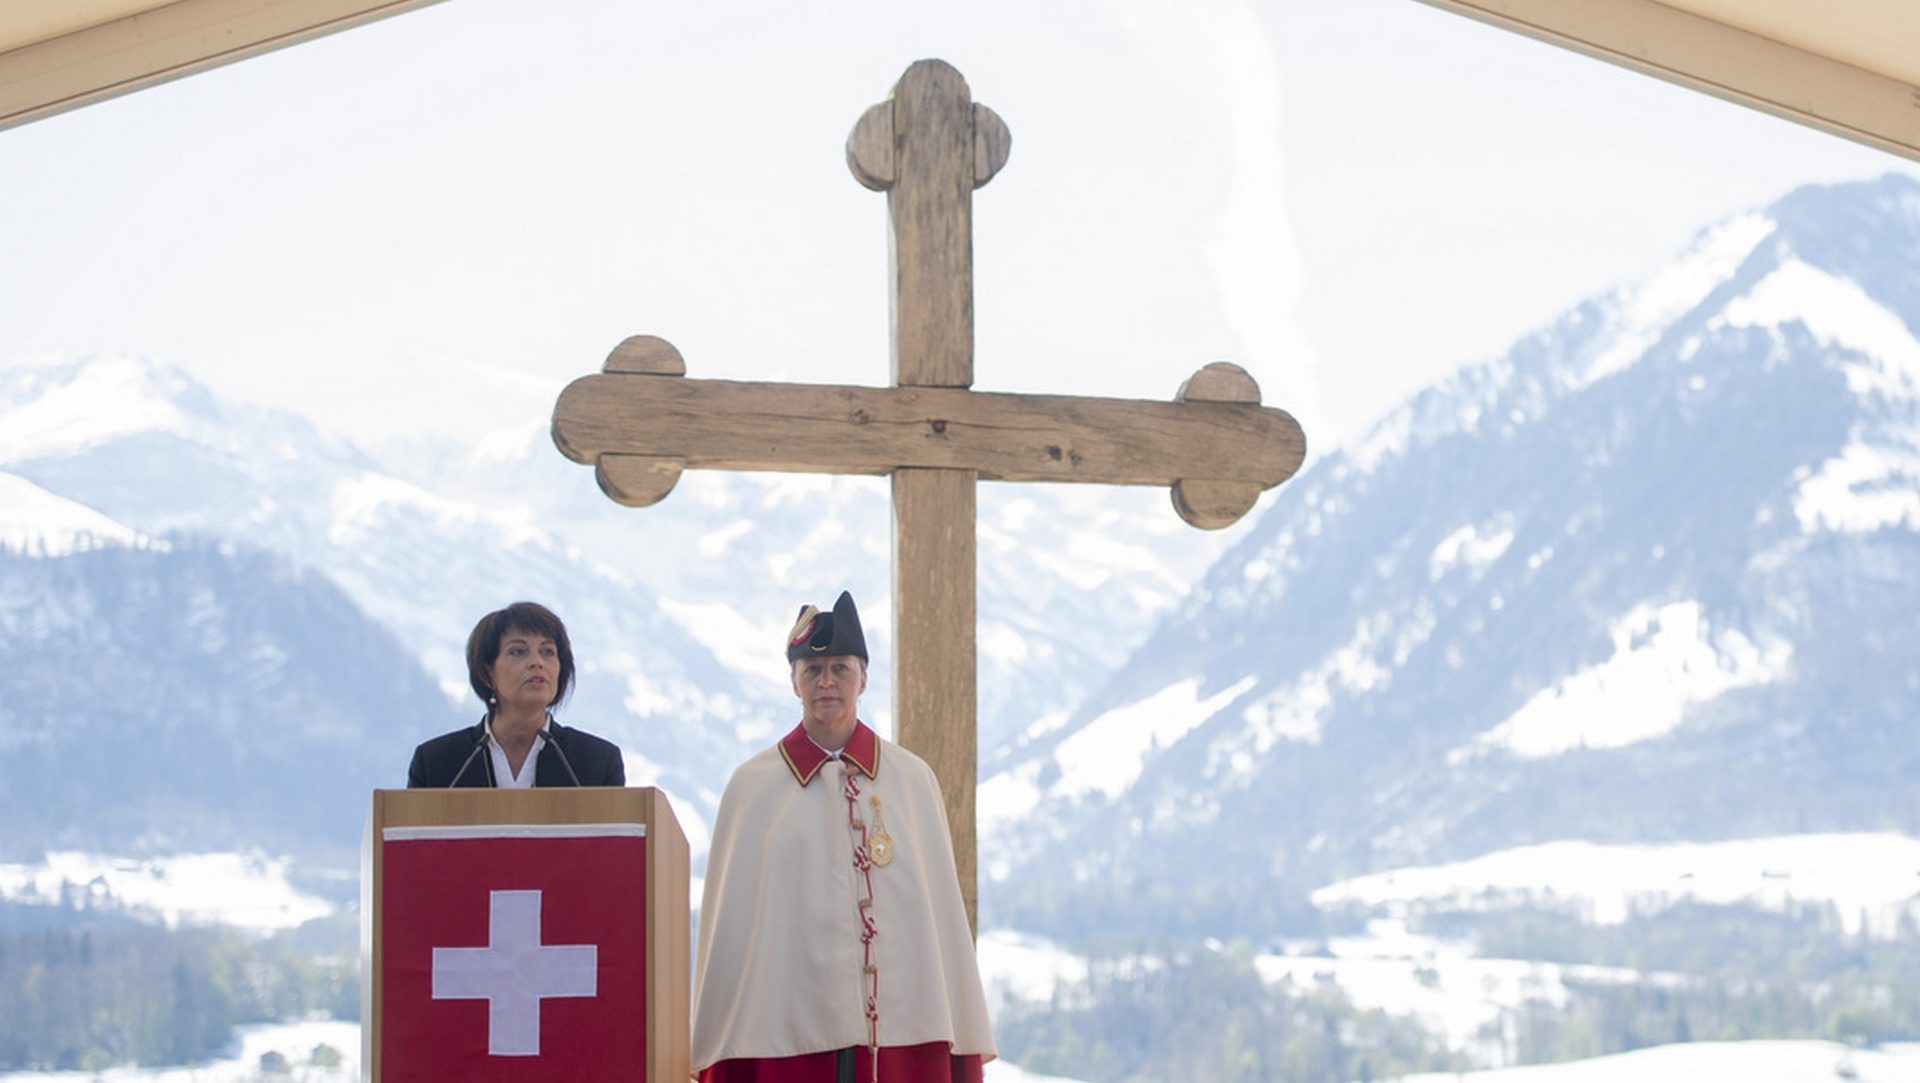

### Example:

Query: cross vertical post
xmin=850 ymin=59 xmax=1008 ymax=931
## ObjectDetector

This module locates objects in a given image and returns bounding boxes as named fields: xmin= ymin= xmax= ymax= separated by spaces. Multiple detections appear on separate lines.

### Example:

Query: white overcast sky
xmin=2 ymin=0 xmax=1914 ymax=455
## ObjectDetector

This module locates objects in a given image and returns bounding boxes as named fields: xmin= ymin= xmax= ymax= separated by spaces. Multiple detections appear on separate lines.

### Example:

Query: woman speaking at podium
xmin=407 ymin=601 xmax=627 ymax=788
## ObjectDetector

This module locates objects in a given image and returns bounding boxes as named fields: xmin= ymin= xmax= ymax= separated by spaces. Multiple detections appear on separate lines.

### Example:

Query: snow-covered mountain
xmin=0 ymin=352 xmax=1228 ymax=862
xmin=982 ymin=174 xmax=1920 ymax=937
xmin=0 ymin=540 xmax=453 ymax=862
xmin=0 ymin=357 xmax=759 ymax=839
xmin=9 ymin=174 xmax=1917 ymax=955
xmin=8 ymin=175 xmax=1920 ymax=1083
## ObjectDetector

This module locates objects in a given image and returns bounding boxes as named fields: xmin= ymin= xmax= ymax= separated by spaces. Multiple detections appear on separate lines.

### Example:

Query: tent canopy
xmin=0 ymin=0 xmax=446 ymax=131
xmin=1417 ymin=0 xmax=1920 ymax=162
xmin=3 ymin=0 xmax=1918 ymax=160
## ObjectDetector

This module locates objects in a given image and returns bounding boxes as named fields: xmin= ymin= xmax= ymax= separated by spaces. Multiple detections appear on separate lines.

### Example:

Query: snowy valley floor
xmin=1 ymin=1023 xmax=1916 ymax=1083
xmin=4 ymin=833 xmax=1917 ymax=1080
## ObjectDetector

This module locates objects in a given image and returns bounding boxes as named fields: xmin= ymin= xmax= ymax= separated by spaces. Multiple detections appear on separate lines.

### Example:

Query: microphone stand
xmin=542 ymin=719 xmax=585 ymax=786
xmin=446 ymin=723 xmax=491 ymax=788
xmin=447 ymin=712 xmax=583 ymax=788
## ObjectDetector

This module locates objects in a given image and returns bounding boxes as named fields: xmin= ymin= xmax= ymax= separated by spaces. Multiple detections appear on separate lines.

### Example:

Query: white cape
xmin=691 ymin=727 xmax=995 ymax=1070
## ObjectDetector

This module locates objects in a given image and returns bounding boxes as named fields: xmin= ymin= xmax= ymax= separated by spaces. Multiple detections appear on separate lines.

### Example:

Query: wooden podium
xmin=363 ymin=787 xmax=689 ymax=1081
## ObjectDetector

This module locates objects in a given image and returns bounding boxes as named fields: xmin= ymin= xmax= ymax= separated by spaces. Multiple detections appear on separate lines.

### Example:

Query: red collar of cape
xmin=778 ymin=720 xmax=880 ymax=787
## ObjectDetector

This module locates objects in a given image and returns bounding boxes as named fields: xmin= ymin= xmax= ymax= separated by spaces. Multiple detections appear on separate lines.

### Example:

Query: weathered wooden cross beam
xmin=552 ymin=59 xmax=1306 ymax=931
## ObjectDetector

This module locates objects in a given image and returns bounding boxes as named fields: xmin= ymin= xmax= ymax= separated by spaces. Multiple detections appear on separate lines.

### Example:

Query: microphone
xmin=447 ymin=725 xmax=491 ymax=788
xmin=542 ymin=723 xmax=584 ymax=786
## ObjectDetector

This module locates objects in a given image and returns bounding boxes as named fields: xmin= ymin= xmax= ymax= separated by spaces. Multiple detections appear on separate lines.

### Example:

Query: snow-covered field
xmin=1313 ymin=833 xmax=1920 ymax=935
xmin=0 ymin=1021 xmax=358 ymax=1083
xmin=0 ymin=1016 xmax=1086 ymax=1083
xmin=0 ymin=852 xmax=334 ymax=931
xmin=984 ymin=1061 xmax=1094 ymax=1083
xmin=4 ymin=844 xmax=1914 ymax=1082
xmin=978 ymin=928 xmax=1091 ymax=1007
xmin=3 ymin=1026 xmax=1912 ymax=1083
xmin=1392 ymin=1040 xmax=1920 ymax=1083
xmin=1255 ymin=918 xmax=1677 ymax=1065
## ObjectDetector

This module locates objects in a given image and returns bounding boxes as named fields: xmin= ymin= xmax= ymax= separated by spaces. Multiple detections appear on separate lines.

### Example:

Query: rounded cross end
xmin=604 ymin=335 xmax=686 ymax=376
xmin=596 ymin=455 xmax=684 ymax=508
xmin=1172 ymin=479 xmax=1261 ymax=530
xmin=1177 ymin=362 xmax=1260 ymax=405
xmin=847 ymin=102 xmax=896 ymax=191
xmin=973 ymin=104 xmax=1011 ymax=188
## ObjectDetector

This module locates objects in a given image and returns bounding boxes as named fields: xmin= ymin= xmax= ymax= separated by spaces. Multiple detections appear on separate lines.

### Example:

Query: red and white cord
xmin=843 ymin=769 xmax=880 ymax=1082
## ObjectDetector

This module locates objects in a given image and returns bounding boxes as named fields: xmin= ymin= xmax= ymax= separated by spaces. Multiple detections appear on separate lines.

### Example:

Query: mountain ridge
xmin=979 ymin=173 xmax=1920 ymax=937
xmin=0 ymin=539 xmax=454 ymax=862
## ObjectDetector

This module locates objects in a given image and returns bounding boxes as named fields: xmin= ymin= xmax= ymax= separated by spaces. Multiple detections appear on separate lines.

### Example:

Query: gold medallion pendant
xmin=869 ymin=795 xmax=895 ymax=868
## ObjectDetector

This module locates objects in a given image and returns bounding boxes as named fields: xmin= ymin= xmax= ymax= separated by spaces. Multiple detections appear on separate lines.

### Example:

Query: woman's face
xmin=791 ymin=654 xmax=866 ymax=742
xmin=488 ymin=627 xmax=560 ymax=713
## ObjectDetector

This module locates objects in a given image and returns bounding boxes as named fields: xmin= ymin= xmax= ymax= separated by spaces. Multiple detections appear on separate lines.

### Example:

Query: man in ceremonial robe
xmin=693 ymin=591 xmax=995 ymax=1082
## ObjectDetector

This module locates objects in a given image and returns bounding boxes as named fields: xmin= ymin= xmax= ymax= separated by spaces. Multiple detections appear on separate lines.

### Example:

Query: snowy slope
xmin=1313 ymin=833 xmax=1920 ymax=936
xmin=984 ymin=174 xmax=1920 ymax=937
xmin=0 ymin=357 xmax=800 ymax=844
xmin=0 ymin=1019 xmax=1097 ymax=1083
xmin=0 ymin=542 xmax=456 ymax=861
xmin=0 ymin=1021 xmax=361 ymax=1083
xmin=1392 ymin=1040 xmax=1920 ymax=1083
xmin=0 ymin=473 xmax=151 ymax=556
xmin=0 ymin=852 xmax=330 ymax=932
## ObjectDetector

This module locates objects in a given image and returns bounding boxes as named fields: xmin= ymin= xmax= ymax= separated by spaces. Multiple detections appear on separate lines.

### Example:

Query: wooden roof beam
xmin=1415 ymin=0 xmax=1920 ymax=164
xmin=0 ymin=0 xmax=450 ymax=133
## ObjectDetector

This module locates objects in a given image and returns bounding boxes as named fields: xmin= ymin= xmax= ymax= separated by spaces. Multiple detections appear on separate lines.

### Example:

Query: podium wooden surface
xmin=363 ymin=787 xmax=689 ymax=1081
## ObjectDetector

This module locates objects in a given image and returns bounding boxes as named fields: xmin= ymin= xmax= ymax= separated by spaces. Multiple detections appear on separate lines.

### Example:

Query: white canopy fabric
xmin=1417 ymin=0 xmax=1920 ymax=162
xmin=0 ymin=0 xmax=448 ymax=131
xmin=3 ymin=0 xmax=1918 ymax=157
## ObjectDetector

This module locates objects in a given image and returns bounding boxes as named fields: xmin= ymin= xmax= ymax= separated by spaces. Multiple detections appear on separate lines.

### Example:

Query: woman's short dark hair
xmin=466 ymin=601 xmax=575 ymax=710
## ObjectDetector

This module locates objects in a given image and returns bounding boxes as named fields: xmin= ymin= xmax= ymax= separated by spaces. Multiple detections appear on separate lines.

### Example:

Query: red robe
xmin=699 ymin=1041 xmax=981 ymax=1082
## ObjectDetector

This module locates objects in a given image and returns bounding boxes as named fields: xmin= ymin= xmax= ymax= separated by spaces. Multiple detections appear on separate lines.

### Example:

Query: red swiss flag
xmin=381 ymin=826 xmax=647 ymax=1081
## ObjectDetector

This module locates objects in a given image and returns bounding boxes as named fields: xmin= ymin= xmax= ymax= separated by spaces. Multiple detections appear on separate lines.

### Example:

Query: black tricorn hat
xmin=786 ymin=590 xmax=868 ymax=662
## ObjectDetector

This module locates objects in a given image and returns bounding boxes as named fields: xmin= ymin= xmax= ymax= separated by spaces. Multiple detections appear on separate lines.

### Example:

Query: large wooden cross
xmin=551 ymin=60 xmax=1305 ymax=930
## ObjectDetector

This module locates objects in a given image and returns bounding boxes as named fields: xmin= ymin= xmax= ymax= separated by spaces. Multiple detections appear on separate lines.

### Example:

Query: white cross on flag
xmin=380 ymin=824 xmax=647 ymax=1080
xmin=432 ymin=889 xmax=598 ymax=1055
